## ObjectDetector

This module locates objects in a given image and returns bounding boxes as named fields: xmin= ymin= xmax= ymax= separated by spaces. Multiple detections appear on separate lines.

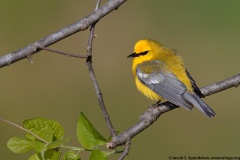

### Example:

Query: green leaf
xmin=38 ymin=128 xmax=53 ymax=143
xmin=51 ymin=150 xmax=61 ymax=160
xmin=23 ymin=118 xmax=64 ymax=141
xmin=44 ymin=149 xmax=61 ymax=160
xmin=89 ymin=150 xmax=108 ymax=160
xmin=32 ymin=140 xmax=46 ymax=154
xmin=29 ymin=149 xmax=61 ymax=160
xmin=77 ymin=113 xmax=106 ymax=150
xmin=63 ymin=151 xmax=81 ymax=160
xmin=7 ymin=137 xmax=33 ymax=154
xmin=28 ymin=154 xmax=41 ymax=160
xmin=46 ymin=137 xmax=71 ymax=149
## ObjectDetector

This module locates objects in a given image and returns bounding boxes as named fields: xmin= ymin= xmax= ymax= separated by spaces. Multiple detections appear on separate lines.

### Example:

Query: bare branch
xmin=85 ymin=0 xmax=116 ymax=137
xmin=201 ymin=73 xmax=240 ymax=96
xmin=107 ymin=73 xmax=240 ymax=149
xmin=117 ymin=140 xmax=131 ymax=160
xmin=0 ymin=0 xmax=127 ymax=68
xmin=39 ymin=47 xmax=87 ymax=58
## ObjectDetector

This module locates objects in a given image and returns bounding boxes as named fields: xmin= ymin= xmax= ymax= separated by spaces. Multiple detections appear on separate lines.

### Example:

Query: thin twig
xmin=117 ymin=140 xmax=131 ymax=160
xmin=0 ymin=0 xmax=127 ymax=68
xmin=85 ymin=0 xmax=116 ymax=137
xmin=39 ymin=46 xmax=87 ymax=58
xmin=95 ymin=0 xmax=102 ymax=10
xmin=0 ymin=117 xmax=49 ymax=144
xmin=107 ymin=73 xmax=240 ymax=149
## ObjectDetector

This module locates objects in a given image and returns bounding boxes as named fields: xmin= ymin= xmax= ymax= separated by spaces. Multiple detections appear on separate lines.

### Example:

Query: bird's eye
xmin=139 ymin=50 xmax=149 ymax=56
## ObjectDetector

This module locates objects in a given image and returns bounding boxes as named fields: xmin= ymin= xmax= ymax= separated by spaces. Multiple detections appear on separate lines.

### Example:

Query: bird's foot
xmin=148 ymin=100 xmax=162 ymax=108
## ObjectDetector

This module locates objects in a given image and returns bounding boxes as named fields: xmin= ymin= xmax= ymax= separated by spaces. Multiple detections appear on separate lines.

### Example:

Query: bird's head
xmin=127 ymin=39 xmax=162 ymax=62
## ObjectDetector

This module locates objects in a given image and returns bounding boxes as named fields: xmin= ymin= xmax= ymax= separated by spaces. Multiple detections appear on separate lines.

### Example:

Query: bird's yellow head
xmin=128 ymin=39 xmax=163 ymax=64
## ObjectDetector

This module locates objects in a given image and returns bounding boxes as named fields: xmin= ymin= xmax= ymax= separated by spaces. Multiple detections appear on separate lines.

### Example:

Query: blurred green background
xmin=1 ymin=0 xmax=240 ymax=159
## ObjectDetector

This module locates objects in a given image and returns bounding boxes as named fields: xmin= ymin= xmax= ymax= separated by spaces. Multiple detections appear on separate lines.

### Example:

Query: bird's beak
xmin=127 ymin=52 xmax=137 ymax=58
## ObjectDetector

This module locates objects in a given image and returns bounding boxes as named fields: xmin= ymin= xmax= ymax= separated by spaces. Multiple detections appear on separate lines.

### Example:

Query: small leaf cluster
xmin=7 ymin=112 xmax=116 ymax=160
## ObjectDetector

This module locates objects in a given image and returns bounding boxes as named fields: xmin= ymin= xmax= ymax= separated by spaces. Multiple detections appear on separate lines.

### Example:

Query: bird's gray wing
xmin=136 ymin=60 xmax=193 ymax=110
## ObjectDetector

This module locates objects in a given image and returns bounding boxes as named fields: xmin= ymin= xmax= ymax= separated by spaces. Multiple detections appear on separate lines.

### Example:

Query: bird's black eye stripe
xmin=127 ymin=50 xmax=149 ymax=58
xmin=139 ymin=50 xmax=149 ymax=56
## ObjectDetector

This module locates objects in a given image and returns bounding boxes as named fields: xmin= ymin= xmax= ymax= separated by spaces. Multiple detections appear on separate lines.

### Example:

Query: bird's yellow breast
xmin=134 ymin=77 xmax=163 ymax=101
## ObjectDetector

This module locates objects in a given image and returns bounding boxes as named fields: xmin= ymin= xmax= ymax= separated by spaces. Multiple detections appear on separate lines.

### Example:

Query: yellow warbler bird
xmin=128 ymin=39 xmax=215 ymax=117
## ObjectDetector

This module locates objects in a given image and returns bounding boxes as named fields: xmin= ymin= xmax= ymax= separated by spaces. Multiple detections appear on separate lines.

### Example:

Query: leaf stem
xmin=61 ymin=145 xmax=85 ymax=151
xmin=0 ymin=117 xmax=49 ymax=144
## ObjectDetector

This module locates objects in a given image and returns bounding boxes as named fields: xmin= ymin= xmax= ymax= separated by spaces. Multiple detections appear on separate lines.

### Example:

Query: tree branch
xmin=201 ymin=73 xmax=240 ymax=96
xmin=38 ymin=47 xmax=87 ymax=58
xmin=106 ymin=73 xmax=240 ymax=149
xmin=85 ymin=0 xmax=116 ymax=137
xmin=0 ymin=0 xmax=127 ymax=68
xmin=117 ymin=140 xmax=131 ymax=160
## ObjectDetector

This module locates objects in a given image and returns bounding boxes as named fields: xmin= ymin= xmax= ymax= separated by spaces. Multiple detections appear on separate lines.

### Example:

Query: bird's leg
xmin=148 ymin=100 xmax=162 ymax=108
xmin=156 ymin=100 xmax=162 ymax=104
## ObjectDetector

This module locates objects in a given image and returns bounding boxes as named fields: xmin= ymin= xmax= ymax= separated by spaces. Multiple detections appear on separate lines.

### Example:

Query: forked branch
xmin=0 ymin=0 xmax=127 ymax=68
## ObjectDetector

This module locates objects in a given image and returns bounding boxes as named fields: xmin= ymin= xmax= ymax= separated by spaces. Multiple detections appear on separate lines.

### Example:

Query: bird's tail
xmin=184 ymin=92 xmax=215 ymax=117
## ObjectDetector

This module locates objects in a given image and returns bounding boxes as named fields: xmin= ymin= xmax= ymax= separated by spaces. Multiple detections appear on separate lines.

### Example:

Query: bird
xmin=127 ymin=39 xmax=215 ymax=117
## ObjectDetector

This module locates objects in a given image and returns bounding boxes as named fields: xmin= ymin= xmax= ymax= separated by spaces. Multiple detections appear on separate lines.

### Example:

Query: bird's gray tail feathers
xmin=184 ymin=92 xmax=215 ymax=118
